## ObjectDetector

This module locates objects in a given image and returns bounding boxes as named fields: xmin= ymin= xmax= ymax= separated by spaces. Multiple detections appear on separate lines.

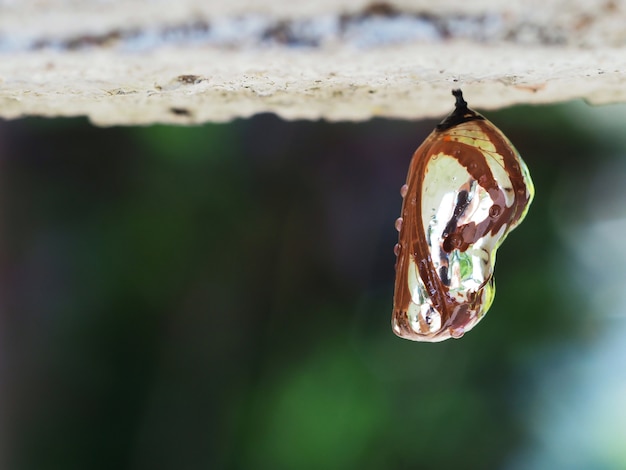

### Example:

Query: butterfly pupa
xmin=392 ymin=89 xmax=534 ymax=342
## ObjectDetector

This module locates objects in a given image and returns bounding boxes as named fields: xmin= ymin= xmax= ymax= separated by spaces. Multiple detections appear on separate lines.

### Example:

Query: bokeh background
xmin=1 ymin=99 xmax=625 ymax=470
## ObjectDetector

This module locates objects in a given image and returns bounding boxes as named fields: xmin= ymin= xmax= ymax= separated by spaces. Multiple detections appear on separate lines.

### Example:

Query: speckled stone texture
xmin=1 ymin=0 xmax=625 ymax=125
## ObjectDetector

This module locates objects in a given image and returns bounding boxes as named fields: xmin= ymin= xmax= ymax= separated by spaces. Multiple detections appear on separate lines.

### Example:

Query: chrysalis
xmin=392 ymin=90 xmax=534 ymax=342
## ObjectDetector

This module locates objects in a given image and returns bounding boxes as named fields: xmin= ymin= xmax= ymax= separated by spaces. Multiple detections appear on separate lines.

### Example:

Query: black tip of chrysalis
xmin=436 ymin=89 xmax=484 ymax=132
xmin=452 ymin=89 xmax=467 ymax=109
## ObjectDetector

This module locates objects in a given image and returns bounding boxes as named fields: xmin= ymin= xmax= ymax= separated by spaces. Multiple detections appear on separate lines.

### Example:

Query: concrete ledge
xmin=1 ymin=0 xmax=625 ymax=125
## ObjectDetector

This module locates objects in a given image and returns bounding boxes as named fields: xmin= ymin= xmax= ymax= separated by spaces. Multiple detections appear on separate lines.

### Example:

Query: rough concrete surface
xmin=1 ymin=0 xmax=625 ymax=125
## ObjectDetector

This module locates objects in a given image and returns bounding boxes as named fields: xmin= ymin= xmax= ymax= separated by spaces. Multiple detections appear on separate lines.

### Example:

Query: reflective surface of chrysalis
xmin=392 ymin=90 xmax=534 ymax=342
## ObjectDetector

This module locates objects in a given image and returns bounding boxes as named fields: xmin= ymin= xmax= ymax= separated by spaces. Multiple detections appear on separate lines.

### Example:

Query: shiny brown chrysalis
xmin=392 ymin=89 xmax=534 ymax=342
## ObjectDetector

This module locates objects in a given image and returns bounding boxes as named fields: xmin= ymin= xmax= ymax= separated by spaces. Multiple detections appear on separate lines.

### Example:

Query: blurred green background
xmin=1 ymin=100 xmax=625 ymax=470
